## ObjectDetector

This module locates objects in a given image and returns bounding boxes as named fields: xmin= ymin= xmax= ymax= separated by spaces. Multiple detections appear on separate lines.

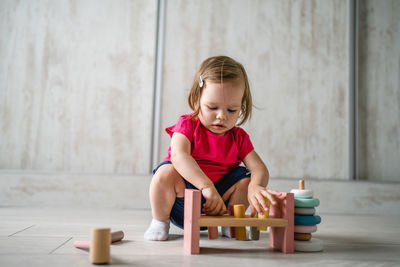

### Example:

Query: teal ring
xmin=295 ymin=197 xmax=320 ymax=208
xmin=295 ymin=215 xmax=321 ymax=225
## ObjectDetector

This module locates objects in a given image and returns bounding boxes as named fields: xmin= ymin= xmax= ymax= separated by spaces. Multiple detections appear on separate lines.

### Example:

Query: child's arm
xmin=243 ymin=150 xmax=279 ymax=216
xmin=170 ymin=132 xmax=226 ymax=215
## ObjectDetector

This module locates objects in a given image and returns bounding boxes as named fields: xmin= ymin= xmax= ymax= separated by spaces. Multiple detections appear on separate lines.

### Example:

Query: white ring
xmin=295 ymin=207 xmax=316 ymax=215
xmin=290 ymin=189 xmax=314 ymax=198
xmin=294 ymin=238 xmax=323 ymax=252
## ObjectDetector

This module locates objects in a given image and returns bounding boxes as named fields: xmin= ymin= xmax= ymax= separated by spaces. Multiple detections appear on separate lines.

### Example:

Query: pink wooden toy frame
xmin=183 ymin=189 xmax=294 ymax=254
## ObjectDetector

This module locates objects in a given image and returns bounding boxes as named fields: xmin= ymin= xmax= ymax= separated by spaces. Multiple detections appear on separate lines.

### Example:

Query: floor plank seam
xmin=48 ymin=237 xmax=73 ymax=255
xmin=8 ymin=225 xmax=35 ymax=237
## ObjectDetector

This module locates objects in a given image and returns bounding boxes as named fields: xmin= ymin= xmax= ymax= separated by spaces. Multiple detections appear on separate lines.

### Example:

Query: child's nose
xmin=216 ymin=110 xmax=227 ymax=120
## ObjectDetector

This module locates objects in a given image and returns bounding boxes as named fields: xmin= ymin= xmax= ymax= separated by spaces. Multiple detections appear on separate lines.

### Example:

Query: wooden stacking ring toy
xmin=294 ymin=238 xmax=323 ymax=252
xmin=292 ymin=180 xmax=324 ymax=252
xmin=295 ymin=215 xmax=321 ymax=225
xmin=294 ymin=225 xmax=317 ymax=233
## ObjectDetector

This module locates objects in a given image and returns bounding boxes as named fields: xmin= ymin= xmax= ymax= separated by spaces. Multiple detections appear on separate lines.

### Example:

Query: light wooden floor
xmin=1 ymin=207 xmax=399 ymax=266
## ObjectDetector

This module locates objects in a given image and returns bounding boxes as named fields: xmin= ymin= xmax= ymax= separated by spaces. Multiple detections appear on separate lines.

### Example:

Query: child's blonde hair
xmin=188 ymin=56 xmax=252 ymax=126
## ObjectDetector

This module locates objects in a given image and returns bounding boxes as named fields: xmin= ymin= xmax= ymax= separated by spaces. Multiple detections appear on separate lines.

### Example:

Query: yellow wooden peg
xmin=233 ymin=204 xmax=246 ymax=240
xmin=257 ymin=197 xmax=270 ymax=231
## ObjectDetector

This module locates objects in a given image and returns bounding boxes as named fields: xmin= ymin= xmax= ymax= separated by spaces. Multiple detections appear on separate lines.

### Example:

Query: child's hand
xmin=248 ymin=183 xmax=279 ymax=217
xmin=201 ymin=186 xmax=227 ymax=215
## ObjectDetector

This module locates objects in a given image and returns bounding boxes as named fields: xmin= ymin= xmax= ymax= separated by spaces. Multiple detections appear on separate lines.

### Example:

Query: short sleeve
xmin=235 ymin=127 xmax=254 ymax=160
xmin=165 ymin=114 xmax=195 ymax=142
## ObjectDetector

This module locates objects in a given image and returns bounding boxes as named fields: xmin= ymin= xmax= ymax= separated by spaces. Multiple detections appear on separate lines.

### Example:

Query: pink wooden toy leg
xmin=269 ymin=192 xmax=294 ymax=253
xmin=184 ymin=189 xmax=201 ymax=254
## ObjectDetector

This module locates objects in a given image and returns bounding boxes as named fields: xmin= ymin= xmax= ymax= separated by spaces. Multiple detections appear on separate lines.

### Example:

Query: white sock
xmin=144 ymin=219 xmax=170 ymax=241
xmin=221 ymin=226 xmax=232 ymax=238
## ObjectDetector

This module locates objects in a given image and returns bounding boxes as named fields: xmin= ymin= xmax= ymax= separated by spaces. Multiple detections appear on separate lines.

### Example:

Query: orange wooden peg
xmin=299 ymin=180 xmax=305 ymax=190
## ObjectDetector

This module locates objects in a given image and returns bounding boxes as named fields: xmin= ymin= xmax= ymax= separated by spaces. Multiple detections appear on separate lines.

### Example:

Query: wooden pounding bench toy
xmin=183 ymin=189 xmax=295 ymax=254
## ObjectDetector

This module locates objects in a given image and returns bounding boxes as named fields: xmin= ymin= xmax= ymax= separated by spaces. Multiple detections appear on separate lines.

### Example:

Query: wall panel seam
xmin=150 ymin=0 xmax=166 ymax=173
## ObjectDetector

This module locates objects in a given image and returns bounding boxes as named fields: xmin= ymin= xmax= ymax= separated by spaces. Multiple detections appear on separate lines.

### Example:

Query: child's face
xmin=198 ymin=81 xmax=244 ymax=136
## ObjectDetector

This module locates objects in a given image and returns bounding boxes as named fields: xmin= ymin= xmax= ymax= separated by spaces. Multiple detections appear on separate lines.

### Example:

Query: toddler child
xmin=144 ymin=55 xmax=279 ymax=241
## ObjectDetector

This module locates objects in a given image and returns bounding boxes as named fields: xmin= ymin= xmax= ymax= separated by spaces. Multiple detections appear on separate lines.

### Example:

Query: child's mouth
xmin=212 ymin=124 xmax=225 ymax=129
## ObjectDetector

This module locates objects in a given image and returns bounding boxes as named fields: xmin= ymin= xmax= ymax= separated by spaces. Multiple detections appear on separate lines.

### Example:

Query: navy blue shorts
xmin=152 ymin=161 xmax=251 ymax=229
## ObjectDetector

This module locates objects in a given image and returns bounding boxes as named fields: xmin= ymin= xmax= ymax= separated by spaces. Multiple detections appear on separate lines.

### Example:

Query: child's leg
xmin=149 ymin=164 xmax=186 ymax=221
xmin=144 ymin=164 xmax=186 ymax=241
xmin=222 ymin=177 xmax=251 ymax=208
xmin=220 ymin=177 xmax=250 ymax=237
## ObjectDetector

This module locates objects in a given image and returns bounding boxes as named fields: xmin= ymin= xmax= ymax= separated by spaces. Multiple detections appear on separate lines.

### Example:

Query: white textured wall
xmin=0 ymin=0 xmax=157 ymax=174
xmin=358 ymin=0 xmax=400 ymax=182
xmin=1 ymin=0 xmax=399 ymax=181
xmin=159 ymin=0 xmax=349 ymax=179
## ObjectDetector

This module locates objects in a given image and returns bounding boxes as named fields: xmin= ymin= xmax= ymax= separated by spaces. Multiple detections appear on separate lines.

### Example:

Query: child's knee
xmin=152 ymin=169 xmax=170 ymax=185
xmin=152 ymin=165 xmax=185 ymax=195
xmin=222 ymin=177 xmax=250 ymax=201
xmin=236 ymin=177 xmax=250 ymax=190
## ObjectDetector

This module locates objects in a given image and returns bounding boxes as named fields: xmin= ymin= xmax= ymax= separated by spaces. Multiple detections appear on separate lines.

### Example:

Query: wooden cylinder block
xmin=208 ymin=227 xmax=219 ymax=239
xmin=90 ymin=228 xmax=111 ymax=264
xmin=111 ymin=230 xmax=124 ymax=243
xmin=233 ymin=204 xmax=246 ymax=240
xmin=249 ymin=227 xmax=260 ymax=240
xmin=74 ymin=231 xmax=124 ymax=249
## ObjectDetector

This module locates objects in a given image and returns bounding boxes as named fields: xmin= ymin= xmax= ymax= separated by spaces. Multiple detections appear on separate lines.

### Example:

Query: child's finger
xmin=204 ymin=199 xmax=218 ymax=214
xmin=254 ymin=193 xmax=270 ymax=212
xmin=218 ymin=202 xmax=227 ymax=215
xmin=250 ymin=205 xmax=256 ymax=217
xmin=250 ymin=197 xmax=263 ymax=215
xmin=221 ymin=205 xmax=227 ymax=215
xmin=212 ymin=200 xmax=225 ymax=215
xmin=210 ymin=200 xmax=219 ymax=212
xmin=203 ymin=200 xmax=213 ymax=213
xmin=205 ymin=198 xmax=217 ymax=209
xmin=261 ymin=190 xmax=277 ymax=205
xmin=267 ymin=189 xmax=286 ymax=201
xmin=206 ymin=205 xmax=219 ymax=215
xmin=214 ymin=201 xmax=225 ymax=215
xmin=207 ymin=199 xmax=226 ymax=215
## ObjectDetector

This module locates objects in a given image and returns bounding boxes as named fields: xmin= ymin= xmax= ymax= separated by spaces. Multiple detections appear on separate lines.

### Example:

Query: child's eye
xmin=208 ymin=106 xmax=217 ymax=110
xmin=228 ymin=109 xmax=237 ymax=113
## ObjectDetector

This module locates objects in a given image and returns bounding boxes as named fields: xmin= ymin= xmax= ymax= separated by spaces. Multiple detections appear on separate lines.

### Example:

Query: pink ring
xmin=294 ymin=225 xmax=317 ymax=233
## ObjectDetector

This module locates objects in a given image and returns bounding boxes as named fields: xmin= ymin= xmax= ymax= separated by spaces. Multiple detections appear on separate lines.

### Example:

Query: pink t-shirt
xmin=164 ymin=114 xmax=254 ymax=183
